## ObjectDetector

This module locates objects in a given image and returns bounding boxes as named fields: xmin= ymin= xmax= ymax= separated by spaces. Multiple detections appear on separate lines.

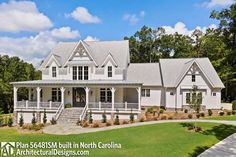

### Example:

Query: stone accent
xmin=57 ymin=108 xmax=83 ymax=124
xmin=13 ymin=111 xmax=18 ymax=125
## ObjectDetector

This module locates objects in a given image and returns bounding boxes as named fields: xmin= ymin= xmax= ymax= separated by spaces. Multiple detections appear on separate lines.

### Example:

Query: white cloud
xmin=84 ymin=35 xmax=99 ymax=41
xmin=123 ymin=11 xmax=145 ymax=25
xmin=161 ymin=22 xmax=217 ymax=36
xmin=0 ymin=27 xmax=80 ymax=67
xmin=203 ymin=0 xmax=235 ymax=8
xmin=0 ymin=0 xmax=53 ymax=32
xmin=67 ymin=7 xmax=101 ymax=24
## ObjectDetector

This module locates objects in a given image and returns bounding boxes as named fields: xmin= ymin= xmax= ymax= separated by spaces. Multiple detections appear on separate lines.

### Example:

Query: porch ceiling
xmin=11 ymin=80 xmax=143 ymax=87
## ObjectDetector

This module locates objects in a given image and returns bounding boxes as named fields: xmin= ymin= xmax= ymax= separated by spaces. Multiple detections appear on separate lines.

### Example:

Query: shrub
xmin=147 ymin=107 xmax=154 ymax=113
xmin=101 ymin=112 xmax=107 ymax=123
xmin=196 ymin=113 xmax=200 ymax=119
xmin=139 ymin=117 xmax=145 ymax=122
xmin=65 ymin=103 xmax=72 ymax=108
xmin=160 ymin=115 xmax=167 ymax=120
xmin=19 ymin=114 xmax=24 ymax=127
xmin=232 ymin=100 xmax=236 ymax=110
xmin=159 ymin=109 xmax=164 ymax=114
xmin=226 ymin=111 xmax=232 ymax=115
xmin=82 ymin=121 xmax=89 ymax=128
xmin=22 ymin=124 xmax=44 ymax=131
xmin=0 ymin=117 xmax=3 ymax=127
xmin=208 ymin=109 xmax=213 ymax=116
xmin=130 ymin=113 xmax=134 ymax=123
xmin=168 ymin=116 xmax=173 ymax=120
xmin=50 ymin=117 xmax=57 ymax=125
xmin=184 ymin=109 xmax=188 ymax=113
xmin=43 ymin=109 xmax=47 ymax=124
xmin=232 ymin=110 xmax=236 ymax=115
xmin=114 ymin=115 xmax=120 ymax=125
xmin=200 ymin=112 xmax=205 ymax=117
xmin=122 ymin=120 xmax=129 ymax=124
xmin=8 ymin=116 xmax=13 ymax=127
xmin=106 ymin=121 xmax=112 ymax=126
xmin=31 ymin=112 xmax=36 ymax=126
xmin=89 ymin=110 xmax=93 ymax=124
xmin=219 ymin=111 xmax=225 ymax=116
xmin=219 ymin=111 xmax=224 ymax=116
xmin=188 ymin=114 xmax=193 ymax=119
xmin=92 ymin=122 xmax=99 ymax=128
xmin=195 ymin=126 xmax=202 ymax=132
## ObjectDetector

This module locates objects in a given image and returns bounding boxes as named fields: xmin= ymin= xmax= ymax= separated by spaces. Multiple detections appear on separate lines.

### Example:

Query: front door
xmin=73 ymin=88 xmax=86 ymax=107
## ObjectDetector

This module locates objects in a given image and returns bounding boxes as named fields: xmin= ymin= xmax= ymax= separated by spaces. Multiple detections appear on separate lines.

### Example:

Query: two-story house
xmin=12 ymin=40 xmax=224 ymax=124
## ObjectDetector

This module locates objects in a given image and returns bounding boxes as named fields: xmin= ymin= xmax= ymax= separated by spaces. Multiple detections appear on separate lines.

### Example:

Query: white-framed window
xmin=51 ymin=88 xmax=61 ymax=102
xmin=52 ymin=67 xmax=57 ymax=77
xmin=141 ymin=89 xmax=150 ymax=97
xmin=192 ymin=75 xmax=196 ymax=82
xmin=100 ymin=88 xmax=112 ymax=102
xmin=212 ymin=92 xmax=216 ymax=96
xmin=108 ymin=66 xmax=112 ymax=77
xmin=72 ymin=66 xmax=89 ymax=80
xmin=170 ymin=92 xmax=174 ymax=95
xmin=186 ymin=92 xmax=202 ymax=104
xmin=186 ymin=93 xmax=190 ymax=103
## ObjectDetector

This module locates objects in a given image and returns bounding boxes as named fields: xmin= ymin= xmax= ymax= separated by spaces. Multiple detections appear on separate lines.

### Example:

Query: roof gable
xmin=101 ymin=53 xmax=118 ymax=67
xmin=45 ymin=54 xmax=61 ymax=68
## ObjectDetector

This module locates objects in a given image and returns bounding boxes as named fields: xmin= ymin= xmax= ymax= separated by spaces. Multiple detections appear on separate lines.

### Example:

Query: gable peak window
xmin=52 ymin=67 xmax=57 ymax=77
xmin=192 ymin=74 xmax=196 ymax=82
xmin=108 ymin=66 xmax=112 ymax=77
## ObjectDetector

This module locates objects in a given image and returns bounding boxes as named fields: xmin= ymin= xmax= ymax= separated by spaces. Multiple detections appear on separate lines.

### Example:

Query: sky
xmin=0 ymin=0 xmax=235 ymax=67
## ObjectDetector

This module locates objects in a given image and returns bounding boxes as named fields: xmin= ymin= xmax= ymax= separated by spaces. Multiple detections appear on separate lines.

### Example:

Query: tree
xmin=43 ymin=109 xmax=47 ymax=124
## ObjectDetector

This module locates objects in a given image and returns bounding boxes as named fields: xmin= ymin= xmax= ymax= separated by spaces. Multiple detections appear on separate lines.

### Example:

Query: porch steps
xmin=57 ymin=108 xmax=83 ymax=125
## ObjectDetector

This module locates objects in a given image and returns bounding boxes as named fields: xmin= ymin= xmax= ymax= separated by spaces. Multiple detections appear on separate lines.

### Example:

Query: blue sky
xmin=0 ymin=0 xmax=235 ymax=66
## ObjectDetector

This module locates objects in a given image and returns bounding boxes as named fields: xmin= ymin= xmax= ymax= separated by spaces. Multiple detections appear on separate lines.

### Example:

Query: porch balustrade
xmin=15 ymin=100 xmax=61 ymax=110
xmin=88 ymin=102 xmax=139 ymax=111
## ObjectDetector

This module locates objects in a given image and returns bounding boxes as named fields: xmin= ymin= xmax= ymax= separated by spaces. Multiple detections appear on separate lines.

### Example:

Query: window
xmin=78 ymin=66 xmax=83 ymax=80
xmin=108 ymin=66 xmax=112 ymax=77
xmin=212 ymin=92 xmax=216 ymax=96
xmin=52 ymin=67 xmax=56 ymax=77
xmin=170 ymin=92 xmax=174 ymax=95
xmin=72 ymin=66 xmax=77 ymax=80
xmin=192 ymin=75 xmax=196 ymax=82
xmin=186 ymin=93 xmax=190 ymax=103
xmin=100 ymin=88 xmax=112 ymax=102
xmin=51 ymin=88 xmax=61 ymax=102
xmin=197 ymin=92 xmax=202 ymax=104
xmin=84 ymin=66 xmax=88 ymax=80
xmin=141 ymin=89 xmax=150 ymax=97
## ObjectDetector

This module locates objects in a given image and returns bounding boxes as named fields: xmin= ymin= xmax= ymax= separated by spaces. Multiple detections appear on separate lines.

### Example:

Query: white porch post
xmin=36 ymin=87 xmax=41 ymax=109
xmin=60 ymin=87 xmax=65 ymax=109
xmin=28 ymin=88 xmax=31 ymax=101
xmin=111 ymin=87 xmax=116 ymax=111
xmin=136 ymin=87 xmax=141 ymax=111
xmin=85 ymin=87 xmax=90 ymax=107
xmin=13 ymin=86 xmax=18 ymax=110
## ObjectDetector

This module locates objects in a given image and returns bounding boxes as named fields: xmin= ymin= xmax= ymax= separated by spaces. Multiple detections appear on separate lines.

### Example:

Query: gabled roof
xmin=101 ymin=53 xmax=118 ymax=67
xmin=40 ymin=40 xmax=129 ymax=69
xmin=45 ymin=54 xmax=62 ymax=67
xmin=127 ymin=63 xmax=162 ymax=86
xmin=159 ymin=58 xmax=225 ymax=88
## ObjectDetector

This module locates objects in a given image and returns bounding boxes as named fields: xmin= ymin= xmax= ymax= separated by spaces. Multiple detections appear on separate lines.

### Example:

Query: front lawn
xmin=205 ymin=115 xmax=236 ymax=121
xmin=1 ymin=122 xmax=236 ymax=157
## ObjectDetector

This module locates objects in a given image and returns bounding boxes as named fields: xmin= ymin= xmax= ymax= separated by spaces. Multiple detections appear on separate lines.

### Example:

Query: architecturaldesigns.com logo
xmin=0 ymin=142 xmax=15 ymax=156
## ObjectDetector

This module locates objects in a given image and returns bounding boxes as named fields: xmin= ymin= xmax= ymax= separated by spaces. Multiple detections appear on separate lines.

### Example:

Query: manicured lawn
xmin=0 ymin=122 xmax=236 ymax=157
xmin=205 ymin=115 xmax=236 ymax=121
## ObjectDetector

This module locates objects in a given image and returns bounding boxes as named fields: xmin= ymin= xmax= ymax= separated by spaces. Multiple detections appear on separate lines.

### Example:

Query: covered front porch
xmin=11 ymin=80 xmax=142 ymax=122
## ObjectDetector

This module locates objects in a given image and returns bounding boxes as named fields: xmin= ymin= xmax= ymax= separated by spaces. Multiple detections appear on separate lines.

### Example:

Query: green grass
xmin=0 ymin=122 xmax=236 ymax=157
xmin=205 ymin=115 xmax=236 ymax=120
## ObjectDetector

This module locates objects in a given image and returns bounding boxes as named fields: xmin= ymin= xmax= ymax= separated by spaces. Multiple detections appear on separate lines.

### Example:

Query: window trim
xmin=100 ymin=88 xmax=112 ymax=102
xmin=141 ymin=89 xmax=150 ymax=97
xmin=52 ymin=66 xmax=57 ymax=77
xmin=192 ymin=74 xmax=196 ymax=82
xmin=51 ymin=88 xmax=61 ymax=102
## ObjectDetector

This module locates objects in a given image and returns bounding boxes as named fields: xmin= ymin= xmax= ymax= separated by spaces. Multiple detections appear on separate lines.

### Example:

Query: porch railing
xmin=88 ymin=102 xmax=139 ymax=111
xmin=15 ymin=100 xmax=61 ymax=110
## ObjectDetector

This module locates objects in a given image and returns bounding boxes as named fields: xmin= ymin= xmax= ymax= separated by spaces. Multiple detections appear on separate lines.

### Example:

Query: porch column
xmin=13 ymin=86 xmax=18 ymax=110
xmin=85 ymin=87 xmax=90 ymax=107
xmin=28 ymin=88 xmax=31 ymax=101
xmin=36 ymin=87 xmax=41 ymax=109
xmin=111 ymin=87 xmax=116 ymax=111
xmin=136 ymin=87 xmax=141 ymax=111
xmin=60 ymin=87 xmax=65 ymax=109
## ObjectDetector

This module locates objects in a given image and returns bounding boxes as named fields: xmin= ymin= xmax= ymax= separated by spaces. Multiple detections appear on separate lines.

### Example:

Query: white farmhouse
xmin=12 ymin=40 xmax=224 ymax=123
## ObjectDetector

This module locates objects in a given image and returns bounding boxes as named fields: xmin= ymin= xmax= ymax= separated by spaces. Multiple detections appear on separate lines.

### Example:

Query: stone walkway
xmin=43 ymin=119 xmax=236 ymax=135
xmin=198 ymin=133 xmax=236 ymax=157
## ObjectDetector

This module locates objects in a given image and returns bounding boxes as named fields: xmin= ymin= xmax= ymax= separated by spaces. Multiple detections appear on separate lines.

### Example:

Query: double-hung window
xmin=84 ymin=66 xmax=88 ymax=80
xmin=52 ymin=67 xmax=57 ymax=77
xmin=100 ymin=88 xmax=112 ymax=102
xmin=72 ymin=66 xmax=89 ymax=80
xmin=108 ymin=66 xmax=112 ymax=77
xmin=51 ymin=88 xmax=61 ymax=102
xmin=72 ymin=66 xmax=77 ymax=80
xmin=192 ymin=75 xmax=196 ymax=82
xmin=141 ymin=89 xmax=150 ymax=97
xmin=78 ymin=66 xmax=83 ymax=80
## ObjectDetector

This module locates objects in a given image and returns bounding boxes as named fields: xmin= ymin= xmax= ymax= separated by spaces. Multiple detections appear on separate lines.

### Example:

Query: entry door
xmin=73 ymin=88 xmax=86 ymax=107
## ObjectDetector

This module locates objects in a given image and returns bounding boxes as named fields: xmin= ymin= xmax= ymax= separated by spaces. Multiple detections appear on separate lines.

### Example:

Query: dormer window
xmin=108 ymin=66 xmax=112 ymax=77
xmin=192 ymin=74 xmax=196 ymax=82
xmin=52 ymin=67 xmax=56 ymax=77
